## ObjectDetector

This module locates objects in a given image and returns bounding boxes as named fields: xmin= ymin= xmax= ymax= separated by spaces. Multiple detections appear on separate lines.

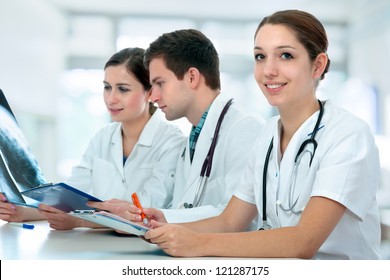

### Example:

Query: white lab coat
xmin=65 ymin=110 xmax=185 ymax=208
xmin=235 ymin=100 xmax=381 ymax=259
xmin=162 ymin=95 xmax=265 ymax=223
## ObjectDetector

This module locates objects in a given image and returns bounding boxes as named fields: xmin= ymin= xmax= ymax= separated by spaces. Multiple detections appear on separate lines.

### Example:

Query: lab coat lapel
xmin=110 ymin=124 xmax=125 ymax=178
xmin=185 ymin=123 xmax=213 ymax=190
xmin=183 ymin=96 xmax=224 ymax=193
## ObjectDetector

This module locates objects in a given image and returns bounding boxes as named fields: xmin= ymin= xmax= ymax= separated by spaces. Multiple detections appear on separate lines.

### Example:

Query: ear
xmin=146 ymin=88 xmax=153 ymax=102
xmin=312 ymin=53 xmax=328 ymax=79
xmin=187 ymin=67 xmax=201 ymax=89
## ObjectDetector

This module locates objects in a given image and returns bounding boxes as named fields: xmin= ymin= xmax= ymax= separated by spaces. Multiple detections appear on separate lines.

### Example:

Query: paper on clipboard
xmin=69 ymin=210 xmax=149 ymax=236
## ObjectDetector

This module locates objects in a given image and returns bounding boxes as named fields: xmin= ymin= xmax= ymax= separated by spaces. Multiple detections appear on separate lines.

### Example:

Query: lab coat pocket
xmin=91 ymin=158 xmax=118 ymax=199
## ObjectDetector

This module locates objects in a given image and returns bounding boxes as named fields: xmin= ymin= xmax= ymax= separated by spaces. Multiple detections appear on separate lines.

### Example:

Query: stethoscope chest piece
xmin=183 ymin=202 xmax=193 ymax=209
xmin=259 ymin=221 xmax=272 ymax=230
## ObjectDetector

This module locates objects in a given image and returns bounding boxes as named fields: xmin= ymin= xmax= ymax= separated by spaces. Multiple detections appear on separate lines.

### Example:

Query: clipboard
xmin=21 ymin=183 xmax=102 ymax=212
xmin=69 ymin=210 xmax=148 ymax=236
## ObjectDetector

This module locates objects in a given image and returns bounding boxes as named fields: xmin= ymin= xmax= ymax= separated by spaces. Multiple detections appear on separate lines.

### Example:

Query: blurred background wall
xmin=0 ymin=0 xmax=389 ymax=212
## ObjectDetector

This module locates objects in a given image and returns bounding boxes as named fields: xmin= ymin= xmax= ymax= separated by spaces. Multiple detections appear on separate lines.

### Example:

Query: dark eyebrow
xmin=277 ymin=45 xmax=296 ymax=50
xmin=151 ymin=76 xmax=162 ymax=84
xmin=254 ymin=45 xmax=296 ymax=51
xmin=103 ymin=81 xmax=132 ymax=87
xmin=116 ymin=83 xmax=132 ymax=87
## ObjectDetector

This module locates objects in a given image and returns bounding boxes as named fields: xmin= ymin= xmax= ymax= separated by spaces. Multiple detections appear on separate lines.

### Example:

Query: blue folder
xmin=21 ymin=182 xmax=102 ymax=212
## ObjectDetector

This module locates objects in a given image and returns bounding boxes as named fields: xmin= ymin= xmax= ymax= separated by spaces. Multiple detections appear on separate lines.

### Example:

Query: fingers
xmin=38 ymin=204 xmax=63 ymax=214
xmin=0 ymin=199 xmax=17 ymax=220
xmin=86 ymin=201 xmax=103 ymax=209
xmin=43 ymin=211 xmax=79 ymax=230
xmin=88 ymin=200 xmax=140 ymax=214
xmin=150 ymin=219 xmax=165 ymax=229
xmin=144 ymin=221 xmax=169 ymax=241
xmin=87 ymin=200 xmax=144 ymax=224
xmin=0 ymin=193 xmax=15 ymax=212
xmin=0 ymin=201 xmax=16 ymax=212
xmin=144 ymin=227 xmax=164 ymax=242
xmin=0 ymin=192 xmax=8 ymax=202
xmin=143 ymin=208 xmax=167 ymax=223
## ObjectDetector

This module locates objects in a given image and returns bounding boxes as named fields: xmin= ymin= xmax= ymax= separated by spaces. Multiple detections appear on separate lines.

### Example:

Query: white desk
xmin=3 ymin=220 xmax=389 ymax=280
xmin=0 ymin=220 xmax=172 ymax=260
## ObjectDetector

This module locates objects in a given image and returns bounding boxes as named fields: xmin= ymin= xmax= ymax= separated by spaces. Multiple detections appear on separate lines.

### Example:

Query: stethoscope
xmin=183 ymin=98 xmax=233 ymax=209
xmin=260 ymin=99 xmax=324 ymax=230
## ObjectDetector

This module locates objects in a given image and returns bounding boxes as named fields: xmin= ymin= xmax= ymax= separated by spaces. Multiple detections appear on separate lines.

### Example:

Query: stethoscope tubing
xmin=261 ymin=100 xmax=324 ymax=228
xmin=185 ymin=98 xmax=234 ymax=208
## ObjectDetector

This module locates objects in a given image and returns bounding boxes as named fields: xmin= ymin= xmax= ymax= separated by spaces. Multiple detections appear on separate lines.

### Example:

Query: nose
xmin=149 ymin=86 xmax=161 ymax=103
xmin=105 ymin=89 xmax=119 ymax=104
xmin=263 ymin=58 xmax=278 ymax=78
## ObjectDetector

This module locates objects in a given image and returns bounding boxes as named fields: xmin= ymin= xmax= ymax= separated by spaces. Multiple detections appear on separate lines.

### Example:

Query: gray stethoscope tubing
xmin=184 ymin=98 xmax=234 ymax=209
xmin=260 ymin=100 xmax=324 ymax=230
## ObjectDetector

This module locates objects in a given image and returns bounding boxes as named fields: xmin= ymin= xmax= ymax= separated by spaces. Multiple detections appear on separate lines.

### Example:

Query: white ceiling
xmin=39 ymin=0 xmax=390 ymax=75
xmin=46 ymin=0 xmax=379 ymax=24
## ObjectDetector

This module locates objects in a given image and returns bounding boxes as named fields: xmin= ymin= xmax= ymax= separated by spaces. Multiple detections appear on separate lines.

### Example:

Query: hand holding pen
xmin=131 ymin=193 xmax=149 ymax=225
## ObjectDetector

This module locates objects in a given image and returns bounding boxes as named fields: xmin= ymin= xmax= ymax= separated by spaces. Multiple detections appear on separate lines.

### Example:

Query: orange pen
xmin=131 ymin=193 xmax=148 ymax=225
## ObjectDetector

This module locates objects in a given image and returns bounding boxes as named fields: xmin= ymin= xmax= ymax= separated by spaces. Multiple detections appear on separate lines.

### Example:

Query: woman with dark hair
xmin=0 ymin=48 xmax=184 ymax=229
xmin=143 ymin=10 xmax=381 ymax=259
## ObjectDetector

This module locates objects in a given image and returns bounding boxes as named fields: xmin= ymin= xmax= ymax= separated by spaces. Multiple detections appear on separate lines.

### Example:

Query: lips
xmin=108 ymin=108 xmax=123 ymax=114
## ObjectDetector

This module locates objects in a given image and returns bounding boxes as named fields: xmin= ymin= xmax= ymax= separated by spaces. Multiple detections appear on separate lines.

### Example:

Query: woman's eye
xmin=281 ymin=53 xmax=293 ymax=60
xmin=254 ymin=53 xmax=265 ymax=61
xmin=103 ymin=85 xmax=111 ymax=91
xmin=157 ymin=81 xmax=164 ymax=87
xmin=119 ymin=87 xmax=130 ymax=93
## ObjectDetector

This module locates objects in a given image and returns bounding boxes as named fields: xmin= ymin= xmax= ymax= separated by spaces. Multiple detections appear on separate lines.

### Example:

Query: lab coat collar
xmin=111 ymin=109 xmax=164 ymax=148
xmin=137 ymin=109 xmax=164 ymax=147
xmin=110 ymin=110 xmax=164 ymax=174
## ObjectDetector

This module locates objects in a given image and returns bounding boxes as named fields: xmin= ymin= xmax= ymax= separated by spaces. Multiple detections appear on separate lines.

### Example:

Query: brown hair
xmin=255 ymin=9 xmax=330 ymax=80
xmin=144 ymin=29 xmax=221 ymax=90
xmin=105 ymin=48 xmax=156 ymax=115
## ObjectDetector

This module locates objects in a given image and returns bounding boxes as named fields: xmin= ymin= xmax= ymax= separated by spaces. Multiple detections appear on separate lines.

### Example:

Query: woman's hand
xmin=38 ymin=204 xmax=85 ymax=230
xmin=0 ymin=192 xmax=41 ymax=222
xmin=87 ymin=199 xmax=167 ymax=223
xmin=87 ymin=199 xmax=139 ymax=220
xmin=143 ymin=208 xmax=167 ymax=224
xmin=145 ymin=220 xmax=205 ymax=257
